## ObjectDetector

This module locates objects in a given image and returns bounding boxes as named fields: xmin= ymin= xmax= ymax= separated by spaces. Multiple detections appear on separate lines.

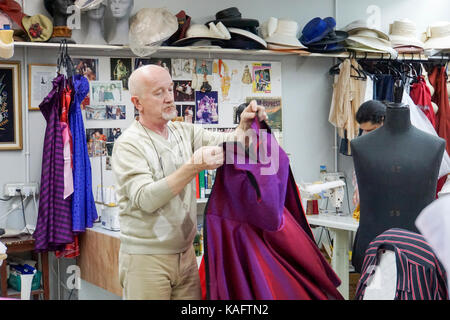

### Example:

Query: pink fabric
xmin=61 ymin=122 xmax=74 ymax=199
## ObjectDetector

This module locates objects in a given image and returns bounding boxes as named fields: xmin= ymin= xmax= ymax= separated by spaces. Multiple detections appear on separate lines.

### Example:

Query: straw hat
xmin=422 ymin=21 xmax=450 ymax=50
xmin=389 ymin=19 xmax=424 ymax=49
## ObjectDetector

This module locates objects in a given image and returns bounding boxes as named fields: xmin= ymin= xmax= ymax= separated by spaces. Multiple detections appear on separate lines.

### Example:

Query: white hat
xmin=345 ymin=29 xmax=398 ymax=58
xmin=422 ymin=21 xmax=450 ymax=50
xmin=389 ymin=19 xmax=424 ymax=49
xmin=172 ymin=22 xmax=231 ymax=46
xmin=227 ymin=27 xmax=267 ymax=48
xmin=129 ymin=8 xmax=178 ymax=57
xmin=342 ymin=19 xmax=390 ymax=41
xmin=75 ymin=0 xmax=105 ymax=11
xmin=262 ymin=18 xmax=306 ymax=49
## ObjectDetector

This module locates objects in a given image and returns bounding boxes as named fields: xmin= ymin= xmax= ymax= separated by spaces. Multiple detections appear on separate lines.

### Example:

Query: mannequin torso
xmin=351 ymin=103 xmax=445 ymax=273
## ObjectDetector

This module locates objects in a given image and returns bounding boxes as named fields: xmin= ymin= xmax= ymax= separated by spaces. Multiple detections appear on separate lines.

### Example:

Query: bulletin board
xmin=77 ymin=55 xmax=283 ymax=206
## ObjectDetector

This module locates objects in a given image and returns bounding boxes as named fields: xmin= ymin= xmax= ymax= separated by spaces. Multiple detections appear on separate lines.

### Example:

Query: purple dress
xmin=69 ymin=75 xmax=97 ymax=231
xmin=202 ymin=120 xmax=343 ymax=300
xmin=34 ymin=75 xmax=74 ymax=251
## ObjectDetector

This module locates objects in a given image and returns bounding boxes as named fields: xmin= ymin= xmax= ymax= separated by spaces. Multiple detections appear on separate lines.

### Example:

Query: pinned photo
xmin=86 ymin=128 xmax=107 ymax=157
xmin=195 ymin=91 xmax=219 ymax=124
xmin=106 ymin=105 xmax=126 ymax=120
xmin=252 ymin=63 xmax=272 ymax=93
xmin=171 ymin=59 xmax=194 ymax=79
xmin=73 ymin=58 xmax=98 ymax=81
xmin=90 ymin=81 xmax=123 ymax=104
xmin=111 ymin=58 xmax=132 ymax=90
xmin=174 ymin=80 xmax=195 ymax=102
xmin=135 ymin=58 xmax=171 ymax=74
xmin=246 ymin=97 xmax=282 ymax=130
xmin=176 ymin=105 xmax=195 ymax=123
xmin=85 ymin=105 xmax=107 ymax=120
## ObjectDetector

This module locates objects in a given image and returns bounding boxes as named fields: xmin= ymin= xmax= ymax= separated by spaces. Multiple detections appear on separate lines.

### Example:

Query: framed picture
xmin=0 ymin=61 xmax=22 ymax=150
xmin=28 ymin=63 xmax=57 ymax=111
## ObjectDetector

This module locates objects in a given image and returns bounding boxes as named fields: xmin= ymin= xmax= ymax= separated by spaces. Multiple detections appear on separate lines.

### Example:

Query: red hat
xmin=0 ymin=0 xmax=26 ymax=30
xmin=167 ymin=10 xmax=191 ymax=45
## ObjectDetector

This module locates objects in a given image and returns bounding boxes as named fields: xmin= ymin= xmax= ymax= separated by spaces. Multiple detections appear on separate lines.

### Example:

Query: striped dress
xmin=33 ymin=75 xmax=74 ymax=251
xmin=355 ymin=228 xmax=448 ymax=300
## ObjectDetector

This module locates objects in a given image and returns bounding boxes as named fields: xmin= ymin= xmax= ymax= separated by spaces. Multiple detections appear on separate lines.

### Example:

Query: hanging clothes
xmin=329 ymin=58 xmax=367 ymax=155
xmin=34 ymin=74 xmax=74 ymax=252
xmin=429 ymin=66 xmax=450 ymax=155
xmin=374 ymin=74 xmax=394 ymax=102
xmin=201 ymin=120 xmax=343 ymax=300
xmin=69 ymin=74 xmax=98 ymax=232
xmin=355 ymin=228 xmax=448 ymax=300
xmin=410 ymin=75 xmax=437 ymax=128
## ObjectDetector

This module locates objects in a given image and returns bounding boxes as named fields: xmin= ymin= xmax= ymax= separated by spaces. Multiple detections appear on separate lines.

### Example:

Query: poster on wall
xmin=176 ymin=104 xmax=195 ymax=123
xmin=252 ymin=63 xmax=272 ymax=93
xmin=85 ymin=105 xmax=126 ymax=120
xmin=89 ymin=80 xmax=123 ymax=104
xmin=28 ymin=64 xmax=57 ymax=111
xmin=246 ymin=97 xmax=282 ymax=131
xmin=0 ymin=61 xmax=22 ymax=150
xmin=134 ymin=58 xmax=171 ymax=74
xmin=171 ymin=59 xmax=194 ymax=79
xmin=174 ymin=80 xmax=194 ymax=102
xmin=110 ymin=58 xmax=132 ymax=90
xmin=73 ymin=57 xmax=99 ymax=110
xmin=195 ymin=91 xmax=219 ymax=124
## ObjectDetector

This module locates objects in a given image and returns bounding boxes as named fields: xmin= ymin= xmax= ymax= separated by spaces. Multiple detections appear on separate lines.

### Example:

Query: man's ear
xmin=131 ymin=96 xmax=141 ymax=112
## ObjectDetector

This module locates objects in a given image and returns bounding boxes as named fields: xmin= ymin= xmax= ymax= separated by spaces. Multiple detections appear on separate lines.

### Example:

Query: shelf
xmin=6 ymin=287 xmax=44 ymax=298
xmin=13 ymin=41 xmax=450 ymax=61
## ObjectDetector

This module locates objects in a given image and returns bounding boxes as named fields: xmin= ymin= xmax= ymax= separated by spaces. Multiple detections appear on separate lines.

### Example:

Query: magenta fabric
xmin=203 ymin=120 xmax=343 ymax=300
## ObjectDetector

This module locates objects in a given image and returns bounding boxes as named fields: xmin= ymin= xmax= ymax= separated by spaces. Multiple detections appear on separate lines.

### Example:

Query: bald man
xmin=112 ymin=65 xmax=266 ymax=300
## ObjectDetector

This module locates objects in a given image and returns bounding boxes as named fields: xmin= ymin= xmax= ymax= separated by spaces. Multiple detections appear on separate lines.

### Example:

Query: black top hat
xmin=206 ymin=7 xmax=259 ymax=34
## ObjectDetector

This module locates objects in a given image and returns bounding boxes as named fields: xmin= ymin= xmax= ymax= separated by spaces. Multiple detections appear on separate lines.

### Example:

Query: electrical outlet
xmin=4 ymin=183 xmax=39 ymax=197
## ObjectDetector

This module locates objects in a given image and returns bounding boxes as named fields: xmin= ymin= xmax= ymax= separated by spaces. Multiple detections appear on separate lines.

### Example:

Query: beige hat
xmin=261 ymin=17 xmax=306 ymax=49
xmin=422 ymin=21 xmax=450 ymax=50
xmin=389 ymin=19 xmax=424 ymax=49
xmin=345 ymin=29 xmax=398 ymax=58
xmin=0 ymin=29 xmax=14 ymax=59
xmin=22 ymin=14 xmax=53 ymax=42
xmin=129 ymin=8 xmax=178 ymax=57
xmin=342 ymin=19 xmax=390 ymax=41
xmin=172 ymin=23 xmax=231 ymax=46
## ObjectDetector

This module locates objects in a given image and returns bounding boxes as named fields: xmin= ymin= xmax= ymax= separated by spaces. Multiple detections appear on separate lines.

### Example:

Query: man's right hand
xmin=190 ymin=146 xmax=224 ymax=172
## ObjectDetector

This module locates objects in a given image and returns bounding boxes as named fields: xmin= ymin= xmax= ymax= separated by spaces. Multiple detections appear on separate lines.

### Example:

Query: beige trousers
xmin=118 ymin=246 xmax=202 ymax=300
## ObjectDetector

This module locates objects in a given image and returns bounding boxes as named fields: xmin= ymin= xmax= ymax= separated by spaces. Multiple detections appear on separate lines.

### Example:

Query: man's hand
xmin=238 ymin=100 xmax=268 ymax=131
xmin=190 ymin=146 xmax=224 ymax=172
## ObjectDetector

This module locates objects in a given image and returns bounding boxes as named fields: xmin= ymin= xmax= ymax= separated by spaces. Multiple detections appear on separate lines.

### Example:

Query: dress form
xmin=351 ymin=102 xmax=445 ymax=273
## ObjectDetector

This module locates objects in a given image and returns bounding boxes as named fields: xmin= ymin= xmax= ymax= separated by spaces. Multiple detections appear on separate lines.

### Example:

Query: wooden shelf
xmin=6 ymin=287 xmax=44 ymax=298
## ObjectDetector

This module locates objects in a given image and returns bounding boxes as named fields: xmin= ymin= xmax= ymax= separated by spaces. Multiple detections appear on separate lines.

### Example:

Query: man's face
xmin=135 ymin=68 xmax=176 ymax=122
xmin=360 ymin=121 xmax=383 ymax=135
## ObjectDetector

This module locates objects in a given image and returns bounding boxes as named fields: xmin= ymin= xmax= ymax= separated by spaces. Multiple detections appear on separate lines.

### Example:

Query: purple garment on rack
xmin=33 ymin=74 xmax=74 ymax=252
xmin=69 ymin=75 xmax=98 ymax=231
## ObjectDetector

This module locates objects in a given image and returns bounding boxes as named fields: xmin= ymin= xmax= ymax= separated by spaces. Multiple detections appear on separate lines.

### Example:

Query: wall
xmin=0 ymin=0 xmax=447 ymax=299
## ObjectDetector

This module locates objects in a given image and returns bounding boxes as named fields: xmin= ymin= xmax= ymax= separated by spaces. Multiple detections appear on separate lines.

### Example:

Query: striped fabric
xmin=355 ymin=228 xmax=448 ymax=300
xmin=33 ymin=75 xmax=74 ymax=251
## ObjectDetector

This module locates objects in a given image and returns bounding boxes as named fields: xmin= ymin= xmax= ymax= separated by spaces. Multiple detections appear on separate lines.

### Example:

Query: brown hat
xmin=22 ymin=14 xmax=53 ymax=42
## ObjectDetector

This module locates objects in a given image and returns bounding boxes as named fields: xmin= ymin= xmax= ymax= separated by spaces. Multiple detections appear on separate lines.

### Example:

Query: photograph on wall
xmin=105 ymin=127 xmax=123 ymax=157
xmin=110 ymin=58 xmax=132 ymax=90
xmin=195 ymin=59 xmax=213 ymax=76
xmin=195 ymin=91 xmax=219 ymax=124
xmin=85 ymin=105 xmax=107 ymax=120
xmin=90 ymin=81 xmax=123 ymax=104
xmin=134 ymin=58 xmax=171 ymax=74
xmin=86 ymin=128 xmax=107 ymax=157
xmin=174 ymin=80 xmax=195 ymax=102
xmin=171 ymin=59 xmax=194 ymax=79
xmin=241 ymin=64 xmax=253 ymax=85
xmin=252 ymin=63 xmax=272 ymax=93
xmin=28 ymin=64 xmax=57 ymax=111
xmin=246 ymin=97 xmax=282 ymax=130
xmin=0 ymin=61 xmax=22 ymax=150
xmin=171 ymin=105 xmax=184 ymax=122
xmin=176 ymin=104 xmax=195 ymax=123
xmin=73 ymin=57 xmax=98 ymax=81
xmin=134 ymin=106 xmax=139 ymax=120
xmin=106 ymin=105 xmax=126 ymax=120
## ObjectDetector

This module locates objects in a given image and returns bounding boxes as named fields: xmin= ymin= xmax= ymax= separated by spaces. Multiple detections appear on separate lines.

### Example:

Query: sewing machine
xmin=298 ymin=172 xmax=347 ymax=215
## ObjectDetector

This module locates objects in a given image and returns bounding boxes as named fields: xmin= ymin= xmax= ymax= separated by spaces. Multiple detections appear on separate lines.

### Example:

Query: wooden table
xmin=0 ymin=235 xmax=49 ymax=300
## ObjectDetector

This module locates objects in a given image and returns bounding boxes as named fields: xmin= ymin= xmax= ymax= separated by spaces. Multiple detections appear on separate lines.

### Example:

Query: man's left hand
xmin=238 ymin=100 xmax=268 ymax=131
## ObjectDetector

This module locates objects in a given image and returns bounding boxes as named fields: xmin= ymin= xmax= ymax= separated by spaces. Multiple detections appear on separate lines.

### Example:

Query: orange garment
xmin=429 ymin=66 xmax=450 ymax=154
